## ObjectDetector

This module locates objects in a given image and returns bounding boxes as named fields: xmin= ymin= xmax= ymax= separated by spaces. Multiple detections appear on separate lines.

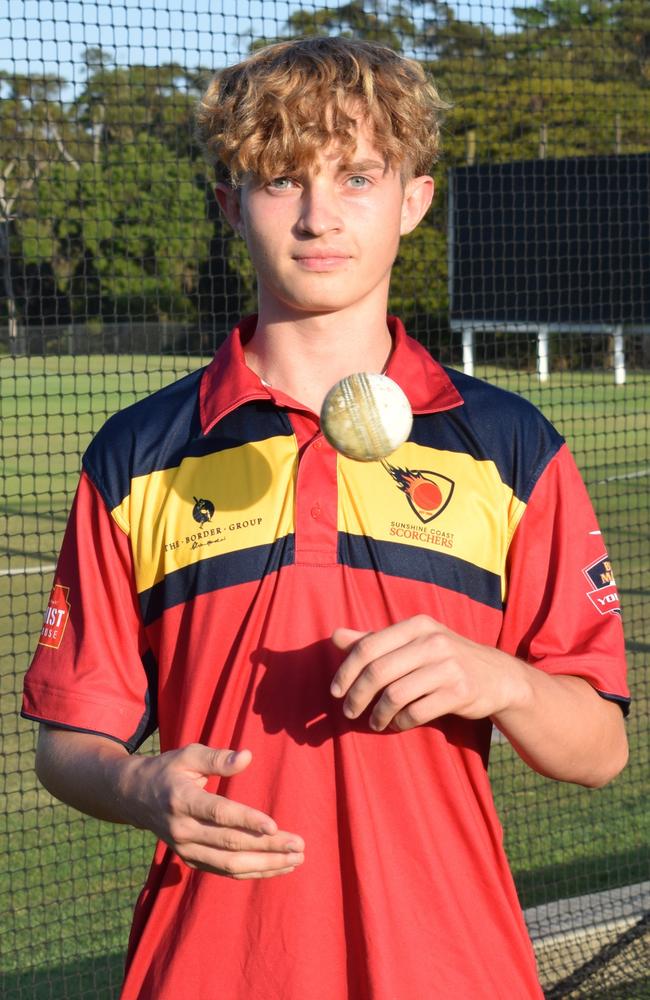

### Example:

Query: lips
xmin=293 ymin=251 xmax=352 ymax=270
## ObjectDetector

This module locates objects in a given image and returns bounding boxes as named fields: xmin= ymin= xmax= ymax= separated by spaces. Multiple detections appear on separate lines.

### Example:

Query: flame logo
xmin=382 ymin=461 xmax=454 ymax=523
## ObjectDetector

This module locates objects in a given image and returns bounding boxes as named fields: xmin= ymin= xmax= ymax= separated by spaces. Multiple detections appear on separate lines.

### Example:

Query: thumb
xmin=196 ymin=745 xmax=253 ymax=777
xmin=331 ymin=627 xmax=368 ymax=651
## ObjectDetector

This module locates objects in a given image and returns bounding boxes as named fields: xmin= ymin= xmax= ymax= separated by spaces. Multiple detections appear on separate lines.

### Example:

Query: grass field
xmin=1 ymin=354 xmax=648 ymax=998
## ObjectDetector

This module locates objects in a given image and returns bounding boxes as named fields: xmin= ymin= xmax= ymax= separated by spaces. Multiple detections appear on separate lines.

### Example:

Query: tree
xmin=250 ymin=1 xmax=413 ymax=51
xmin=73 ymin=59 xmax=206 ymax=161
xmin=607 ymin=0 xmax=650 ymax=81
xmin=241 ymin=0 xmax=650 ymax=338
xmin=0 ymin=71 xmax=80 ymax=346
xmin=23 ymin=134 xmax=212 ymax=322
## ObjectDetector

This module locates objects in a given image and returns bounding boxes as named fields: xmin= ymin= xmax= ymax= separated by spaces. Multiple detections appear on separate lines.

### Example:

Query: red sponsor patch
xmin=586 ymin=583 xmax=621 ymax=616
xmin=39 ymin=584 xmax=70 ymax=648
xmin=582 ymin=555 xmax=621 ymax=616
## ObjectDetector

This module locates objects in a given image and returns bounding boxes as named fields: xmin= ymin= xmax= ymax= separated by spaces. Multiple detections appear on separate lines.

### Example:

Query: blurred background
xmin=1 ymin=2 xmax=648 ymax=997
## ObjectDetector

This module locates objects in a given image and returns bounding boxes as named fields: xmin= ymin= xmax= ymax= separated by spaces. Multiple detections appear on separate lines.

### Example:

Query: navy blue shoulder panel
xmin=83 ymin=367 xmax=205 ymax=512
xmin=83 ymin=369 xmax=294 ymax=512
xmin=411 ymin=367 xmax=564 ymax=502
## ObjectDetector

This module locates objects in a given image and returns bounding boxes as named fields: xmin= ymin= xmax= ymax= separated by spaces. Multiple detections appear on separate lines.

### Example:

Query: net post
xmin=613 ymin=324 xmax=626 ymax=385
xmin=462 ymin=326 xmax=474 ymax=376
xmin=537 ymin=324 xmax=550 ymax=382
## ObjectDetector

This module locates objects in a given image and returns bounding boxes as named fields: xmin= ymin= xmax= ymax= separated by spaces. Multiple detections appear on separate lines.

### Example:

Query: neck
xmin=244 ymin=301 xmax=393 ymax=413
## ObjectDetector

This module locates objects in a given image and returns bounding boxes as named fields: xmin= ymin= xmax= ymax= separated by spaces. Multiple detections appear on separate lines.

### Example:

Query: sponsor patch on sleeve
xmin=39 ymin=584 xmax=71 ymax=648
xmin=582 ymin=555 xmax=621 ymax=616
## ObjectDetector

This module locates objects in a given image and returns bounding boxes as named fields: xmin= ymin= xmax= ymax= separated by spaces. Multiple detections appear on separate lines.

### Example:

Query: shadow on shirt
xmin=249 ymin=639 xmax=490 ymax=757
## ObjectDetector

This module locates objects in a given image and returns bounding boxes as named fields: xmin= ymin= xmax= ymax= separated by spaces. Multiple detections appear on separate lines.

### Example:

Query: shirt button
xmin=313 ymin=438 xmax=323 ymax=451
xmin=310 ymin=504 xmax=321 ymax=519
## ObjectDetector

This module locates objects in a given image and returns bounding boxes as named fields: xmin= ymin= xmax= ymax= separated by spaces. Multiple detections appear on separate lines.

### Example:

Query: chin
xmin=276 ymin=287 xmax=359 ymax=314
xmin=286 ymin=298 xmax=358 ymax=315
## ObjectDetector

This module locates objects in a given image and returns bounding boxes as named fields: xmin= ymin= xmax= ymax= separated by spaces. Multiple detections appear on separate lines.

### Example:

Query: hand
xmin=130 ymin=744 xmax=305 ymax=879
xmin=330 ymin=615 xmax=527 ymax=733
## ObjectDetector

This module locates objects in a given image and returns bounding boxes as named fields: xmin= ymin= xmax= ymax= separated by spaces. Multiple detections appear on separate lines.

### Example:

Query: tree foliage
xmin=1 ymin=3 xmax=649 ymax=334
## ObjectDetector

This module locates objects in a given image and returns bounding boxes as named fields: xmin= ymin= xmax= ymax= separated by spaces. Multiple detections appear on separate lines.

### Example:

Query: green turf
xmin=1 ymin=356 xmax=648 ymax=993
xmin=0 ymin=355 xmax=200 ymax=986
xmin=472 ymin=369 xmax=650 ymax=913
xmin=584 ymin=979 xmax=650 ymax=1000
xmin=1 ymin=953 xmax=126 ymax=1000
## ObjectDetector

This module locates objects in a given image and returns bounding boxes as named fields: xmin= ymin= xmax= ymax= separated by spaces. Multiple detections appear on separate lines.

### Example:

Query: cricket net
xmin=1 ymin=2 xmax=648 ymax=997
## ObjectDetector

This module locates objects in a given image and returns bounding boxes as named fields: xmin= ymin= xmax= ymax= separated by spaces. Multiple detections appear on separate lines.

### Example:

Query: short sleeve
xmin=21 ymin=470 xmax=158 ymax=751
xmin=498 ymin=444 xmax=629 ymax=714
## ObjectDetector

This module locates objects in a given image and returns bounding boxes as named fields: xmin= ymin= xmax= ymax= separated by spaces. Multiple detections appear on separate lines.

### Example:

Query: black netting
xmin=1 ymin=3 xmax=648 ymax=998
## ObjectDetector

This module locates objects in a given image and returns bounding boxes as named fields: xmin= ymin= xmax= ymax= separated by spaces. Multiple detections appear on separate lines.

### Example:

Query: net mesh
xmin=1 ymin=2 xmax=648 ymax=997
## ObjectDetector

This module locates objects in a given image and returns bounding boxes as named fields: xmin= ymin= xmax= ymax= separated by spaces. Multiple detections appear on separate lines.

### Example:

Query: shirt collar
xmin=199 ymin=315 xmax=463 ymax=434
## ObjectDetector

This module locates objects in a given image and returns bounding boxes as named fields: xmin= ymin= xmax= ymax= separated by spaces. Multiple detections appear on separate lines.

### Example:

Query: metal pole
xmin=613 ymin=324 xmax=626 ymax=385
xmin=537 ymin=325 xmax=550 ymax=382
xmin=462 ymin=327 xmax=474 ymax=377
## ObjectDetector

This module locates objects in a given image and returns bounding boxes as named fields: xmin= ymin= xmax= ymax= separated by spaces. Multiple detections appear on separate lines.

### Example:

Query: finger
xmin=186 ymin=791 xmax=297 ymax=841
xmin=181 ymin=744 xmax=254 ymax=778
xmin=389 ymin=689 xmax=464 ymax=732
xmin=230 ymin=866 xmax=301 ymax=881
xmin=330 ymin=628 xmax=368 ymax=698
xmin=183 ymin=846 xmax=305 ymax=879
xmin=343 ymin=648 xmax=421 ymax=720
xmin=203 ymin=748 xmax=280 ymax=834
xmin=331 ymin=627 xmax=367 ymax=651
xmin=330 ymin=616 xmax=437 ymax=698
xmin=340 ymin=633 xmax=441 ymax=719
xmin=368 ymin=663 xmax=448 ymax=731
xmin=191 ymin=818 xmax=305 ymax=855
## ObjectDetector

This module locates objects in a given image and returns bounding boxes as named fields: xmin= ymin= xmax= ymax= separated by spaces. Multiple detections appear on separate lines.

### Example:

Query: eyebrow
xmin=338 ymin=159 xmax=386 ymax=173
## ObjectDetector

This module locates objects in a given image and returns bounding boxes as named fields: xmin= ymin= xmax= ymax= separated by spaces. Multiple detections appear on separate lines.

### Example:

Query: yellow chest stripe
xmin=112 ymin=437 xmax=297 ymax=594
xmin=338 ymin=442 xmax=526 ymax=594
xmin=112 ymin=437 xmax=526 ymax=602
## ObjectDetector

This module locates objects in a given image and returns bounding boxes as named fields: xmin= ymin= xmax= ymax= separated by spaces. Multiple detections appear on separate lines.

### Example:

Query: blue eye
xmin=348 ymin=176 xmax=369 ymax=188
xmin=269 ymin=177 xmax=294 ymax=190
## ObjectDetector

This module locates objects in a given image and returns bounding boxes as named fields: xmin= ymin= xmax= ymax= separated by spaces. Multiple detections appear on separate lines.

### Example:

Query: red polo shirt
xmin=23 ymin=317 xmax=628 ymax=999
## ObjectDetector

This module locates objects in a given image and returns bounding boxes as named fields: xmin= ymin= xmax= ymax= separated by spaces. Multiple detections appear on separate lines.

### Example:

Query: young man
xmin=23 ymin=37 xmax=629 ymax=999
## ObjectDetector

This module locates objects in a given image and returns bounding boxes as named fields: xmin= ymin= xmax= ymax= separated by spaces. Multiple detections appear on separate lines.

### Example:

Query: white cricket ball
xmin=320 ymin=372 xmax=413 ymax=462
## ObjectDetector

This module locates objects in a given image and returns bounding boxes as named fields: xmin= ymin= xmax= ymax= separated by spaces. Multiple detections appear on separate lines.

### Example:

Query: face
xmin=216 ymin=119 xmax=434 ymax=321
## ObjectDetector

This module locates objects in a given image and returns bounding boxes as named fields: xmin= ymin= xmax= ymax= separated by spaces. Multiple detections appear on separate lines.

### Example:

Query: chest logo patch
xmin=382 ymin=461 xmax=454 ymax=524
xmin=39 ymin=584 xmax=71 ymax=649
xmin=164 ymin=496 xmax=264 ymax=555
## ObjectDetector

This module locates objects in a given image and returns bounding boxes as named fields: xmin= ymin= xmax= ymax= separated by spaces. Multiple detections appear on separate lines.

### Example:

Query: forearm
xmin=331 ymin=620 xmax=628 ymax=788
xmin=35 ymin=725 xmax=150 ymax=828
xmin=491 ymin=656 xmax=628 ymax=787
xmin=35 ymin=725 xmax=305 ymax=878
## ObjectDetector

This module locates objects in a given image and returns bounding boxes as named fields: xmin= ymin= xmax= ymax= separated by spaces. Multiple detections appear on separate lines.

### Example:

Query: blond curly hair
xmin=196 ymin=37 xmax=449 ymax=185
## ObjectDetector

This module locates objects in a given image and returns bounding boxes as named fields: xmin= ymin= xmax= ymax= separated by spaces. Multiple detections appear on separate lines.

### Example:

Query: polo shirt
xmin=22 ymin=316 xmax=629 ymax=1000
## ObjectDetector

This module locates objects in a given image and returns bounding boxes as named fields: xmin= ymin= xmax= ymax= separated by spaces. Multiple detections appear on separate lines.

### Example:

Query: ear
xmin=215 ymin=182 xmax=244 ymax=234
xmin=400 ymin=175 xmax=435 ymax=236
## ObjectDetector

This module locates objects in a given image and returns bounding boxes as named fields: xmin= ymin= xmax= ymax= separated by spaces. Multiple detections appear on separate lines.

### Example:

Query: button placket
xmin=291 ymin=425 xmax=339 ymax=565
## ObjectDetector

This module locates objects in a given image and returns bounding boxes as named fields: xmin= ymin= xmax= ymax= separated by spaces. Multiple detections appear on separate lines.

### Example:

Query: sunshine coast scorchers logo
xmin=382 ymin=460 xmax=454 ymax=524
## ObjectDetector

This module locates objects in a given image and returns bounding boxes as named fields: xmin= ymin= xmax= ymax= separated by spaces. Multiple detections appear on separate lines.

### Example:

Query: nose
xmin=297 ymin=180 xmax=343 ymax=236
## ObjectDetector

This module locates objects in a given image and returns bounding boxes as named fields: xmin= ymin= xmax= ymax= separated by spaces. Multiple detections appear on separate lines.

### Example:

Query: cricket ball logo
xmin=382 ymin=461 xmax=454 ymax=523
xmin=192 ymin=496 xmax=215 ymax=525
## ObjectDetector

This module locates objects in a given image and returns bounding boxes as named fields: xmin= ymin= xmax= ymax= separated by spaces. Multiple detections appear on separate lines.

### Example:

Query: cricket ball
xmin=320 ymin=372 xmax=413 ymax=462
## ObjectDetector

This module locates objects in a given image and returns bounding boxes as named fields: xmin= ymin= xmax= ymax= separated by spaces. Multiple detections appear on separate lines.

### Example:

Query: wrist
xmin=491 ymin=652 xmax=535 ymax=724
xmin=102 ymin=748 xmax=155 ymax=831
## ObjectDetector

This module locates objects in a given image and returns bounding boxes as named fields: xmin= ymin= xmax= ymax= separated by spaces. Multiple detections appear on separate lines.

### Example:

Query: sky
xmin=2 ymin=0 xmax=529 ymax=92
